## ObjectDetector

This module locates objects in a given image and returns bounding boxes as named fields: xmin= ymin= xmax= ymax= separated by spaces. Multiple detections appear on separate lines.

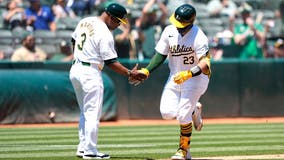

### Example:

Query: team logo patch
xmin=169 ymin=45 xmax=194 ymax=56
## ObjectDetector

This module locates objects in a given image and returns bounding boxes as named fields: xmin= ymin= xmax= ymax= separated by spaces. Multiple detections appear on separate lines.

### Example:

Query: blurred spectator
xmin=66 ymin=0 xmax=95 ymax=17
xmin=233 ymin=3 xmax=265 ymax=59
xmin=273 ymin=38 xmax=284 ymax=58
xmin=2 ymin=0 xmax=26 ymax=30
xmin=49 ymin=40 xmax=73 ymax=61
xmin=25 ymin=0 xmax=56 ymax=32
xmin=0 ymin=47 xmax=14 ymax=60
xmin=52 ymin=0 xmax=76 ymax=21
xmin=210 ymin=29 xmax=234 ymax=60
xmin=0 ymin=51 xmax=4 ymax=60
xmin=11 ymin=32 xmax=47 ymax=61
xmin=275 ymin=0 xmax=284 ymax=36
xmin=14 ymin=0 xmax=24 ymax=6
xmin=135 ymin=0 xmax=168 ymax=59
xmin=207 ymin=0 xmax=237 ymax=18
xmin=207 ymin=0 xmax=237 ymax=32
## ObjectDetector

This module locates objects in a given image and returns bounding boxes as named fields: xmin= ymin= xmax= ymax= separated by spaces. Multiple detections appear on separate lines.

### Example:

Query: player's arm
xmin=199 ymin=52 xmax=211 ymax=75
xmin=106 ymin=58 xmax=147 ymax=81
xmin=174 ymin=52 xmax=211 ymax=84
xmin=138 ymin=52 xmax=168 ymax=77
xmin=128 ymin=52 xmax=167 ymax=86
xmin=105 ymin=58 xmax=131 ymax=76
xmin=146 ymin=52 xmax=168 ymax=72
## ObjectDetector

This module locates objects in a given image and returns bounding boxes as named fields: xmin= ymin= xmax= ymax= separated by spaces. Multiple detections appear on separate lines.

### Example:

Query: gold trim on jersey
xmin=199 ymin=52 xmax=211 ymax=77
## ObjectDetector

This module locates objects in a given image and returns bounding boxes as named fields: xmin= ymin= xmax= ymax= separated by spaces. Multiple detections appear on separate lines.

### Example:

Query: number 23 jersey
xmin=155 ymin=25 xmax=209 ymax=76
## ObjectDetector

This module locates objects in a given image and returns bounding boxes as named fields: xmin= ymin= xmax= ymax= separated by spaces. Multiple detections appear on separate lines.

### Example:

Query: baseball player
xmin=69 ymin=3 xmax=146 ymax=159
xmin=132 ymin=4 xmax=211 ymax=160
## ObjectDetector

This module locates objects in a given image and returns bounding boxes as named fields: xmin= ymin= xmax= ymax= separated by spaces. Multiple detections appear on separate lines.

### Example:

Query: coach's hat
xmin=105 ymin=3 xmax=128 ymax=24
xmin=169 ymin=4 xmax=196 ymax=28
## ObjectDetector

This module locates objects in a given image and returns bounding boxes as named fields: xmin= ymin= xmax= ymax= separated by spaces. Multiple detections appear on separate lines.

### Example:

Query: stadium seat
xmin=57 ymin=17 xmax=81 ymax=30
xmin=11 ymin=27 xmax=29 ymax=45
xmin=38 ymin=44 xmax=60 ymax=58
xmin=34 ymin=30 xmax=58 ymax=45
xmin=0 ymin=45 xmax=14 ymax=59
xmin=0 ymin=30 xmax=13 ymax=45
xmin=56 ymin=30 xmax=73 ymax=42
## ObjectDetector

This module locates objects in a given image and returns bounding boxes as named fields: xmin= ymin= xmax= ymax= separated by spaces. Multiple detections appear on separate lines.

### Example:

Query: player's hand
xmin=138 ymin=68 xmax=149 ymax=78
xmin=173 ymin=70 xmax=192 ymax=84
xmin=128 ymin=65 xmax=148 ymax=86
xmin=128 ymin=67 xmax=149 ymax=86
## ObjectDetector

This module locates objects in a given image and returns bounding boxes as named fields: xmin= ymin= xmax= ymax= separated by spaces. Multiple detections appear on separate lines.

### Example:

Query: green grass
xmin=0 ymin=123 xmax=284 ymax=160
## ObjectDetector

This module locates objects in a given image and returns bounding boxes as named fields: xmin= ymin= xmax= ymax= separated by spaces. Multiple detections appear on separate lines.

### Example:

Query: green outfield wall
xmin=0 ymin=59 xmax=283 ymax=124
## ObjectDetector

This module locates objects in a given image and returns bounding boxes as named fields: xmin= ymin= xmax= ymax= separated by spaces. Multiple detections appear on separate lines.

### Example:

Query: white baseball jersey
xmin=156 ymin=24 xmax=210 ymax=124
xmin=72 ymin=17 xmax=118 ymax=67
xmin=155 ymin=24 xmax=209 ymax=75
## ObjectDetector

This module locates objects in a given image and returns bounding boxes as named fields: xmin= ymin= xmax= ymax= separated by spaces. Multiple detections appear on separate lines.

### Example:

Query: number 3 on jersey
xmin=77 ymin=33 xmax=86 ymax=51
xmin=183 ymin=55 xmax=194 ymax=64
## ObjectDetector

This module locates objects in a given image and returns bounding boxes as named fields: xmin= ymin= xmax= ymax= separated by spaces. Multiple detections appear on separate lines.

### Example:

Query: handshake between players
xmin=128 ymin=64 xmax=196 ymax=86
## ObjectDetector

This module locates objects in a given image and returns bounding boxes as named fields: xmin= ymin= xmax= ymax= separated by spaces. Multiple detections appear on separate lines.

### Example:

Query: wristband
xmin=127 ymin=69 xmax=131 ymax=76
xmin=190 ymin=66 xmax=202 ymax=77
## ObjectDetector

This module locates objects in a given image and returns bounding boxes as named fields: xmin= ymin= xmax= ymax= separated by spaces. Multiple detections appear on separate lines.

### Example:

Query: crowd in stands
xmin=0 ymin=0 xmax=284 ymax=61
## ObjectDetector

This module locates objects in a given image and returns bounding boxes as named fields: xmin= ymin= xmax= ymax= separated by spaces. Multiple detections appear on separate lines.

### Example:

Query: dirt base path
xmin=195 ymin=154 xmax=284 ymax=160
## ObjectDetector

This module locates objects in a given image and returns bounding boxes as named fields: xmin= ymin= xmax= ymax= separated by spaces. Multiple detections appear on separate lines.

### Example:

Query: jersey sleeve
xmin=155 ymin=27 xmax=170 ymax=55
xmin=194 ymin=29 xmax=209 ymax=59
xmin=99 ymin=32 xmax=117 ymax=61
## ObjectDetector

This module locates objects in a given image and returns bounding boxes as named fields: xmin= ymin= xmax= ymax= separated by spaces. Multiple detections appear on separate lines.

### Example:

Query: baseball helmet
xmin=105 ymin=3 xmax=128 ymax=24
xmin=169 ymin=4 xmax=196 ymax=28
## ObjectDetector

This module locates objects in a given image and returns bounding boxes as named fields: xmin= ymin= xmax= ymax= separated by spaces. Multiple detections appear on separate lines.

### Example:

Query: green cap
xmin=105 ymin=3 xmax=128 ymax=24
xmin=169 ymin=4 xmax=196 ymax=28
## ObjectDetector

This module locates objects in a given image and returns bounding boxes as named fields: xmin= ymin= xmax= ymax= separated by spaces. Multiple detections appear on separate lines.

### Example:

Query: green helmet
xmin=169 ymin=4 xmax=196 ymax=28
xmin=105 ymin=3 xmax=128 ymax=24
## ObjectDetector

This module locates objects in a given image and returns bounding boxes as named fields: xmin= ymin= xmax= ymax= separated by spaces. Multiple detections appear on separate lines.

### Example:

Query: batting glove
xmin=173 ymin=70 xmax=192 ymax=84
xmin=129 ymin=68 xmax=150 ymax=86
xmin=138 ymin=68 xmax=150 ymax=77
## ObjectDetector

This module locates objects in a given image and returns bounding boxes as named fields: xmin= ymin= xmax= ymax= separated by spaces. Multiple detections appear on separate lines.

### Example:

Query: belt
xmin=72 ymin=59 xmax=103 ymax=70
xmin=72 ymin=60 xmax=90 ymax=66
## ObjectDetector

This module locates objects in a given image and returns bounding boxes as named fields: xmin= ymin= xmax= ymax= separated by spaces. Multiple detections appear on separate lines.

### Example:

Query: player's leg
xmin=192 ymin=102 xmax=203 ymax=131
xmin=81 ymin=67 xmax=110 ymax=159
xmin=171 ymin=122 xmax=193 ymax=160
xmin=171 ymin=91 xmax=198 ymax=160
xmin=173 ymin=75 xmax=209 ymax=160
xmin=70 ymin=66 xmax=85 ymax=158
xmin=160 ymin=87 xmax=179 ymax=120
